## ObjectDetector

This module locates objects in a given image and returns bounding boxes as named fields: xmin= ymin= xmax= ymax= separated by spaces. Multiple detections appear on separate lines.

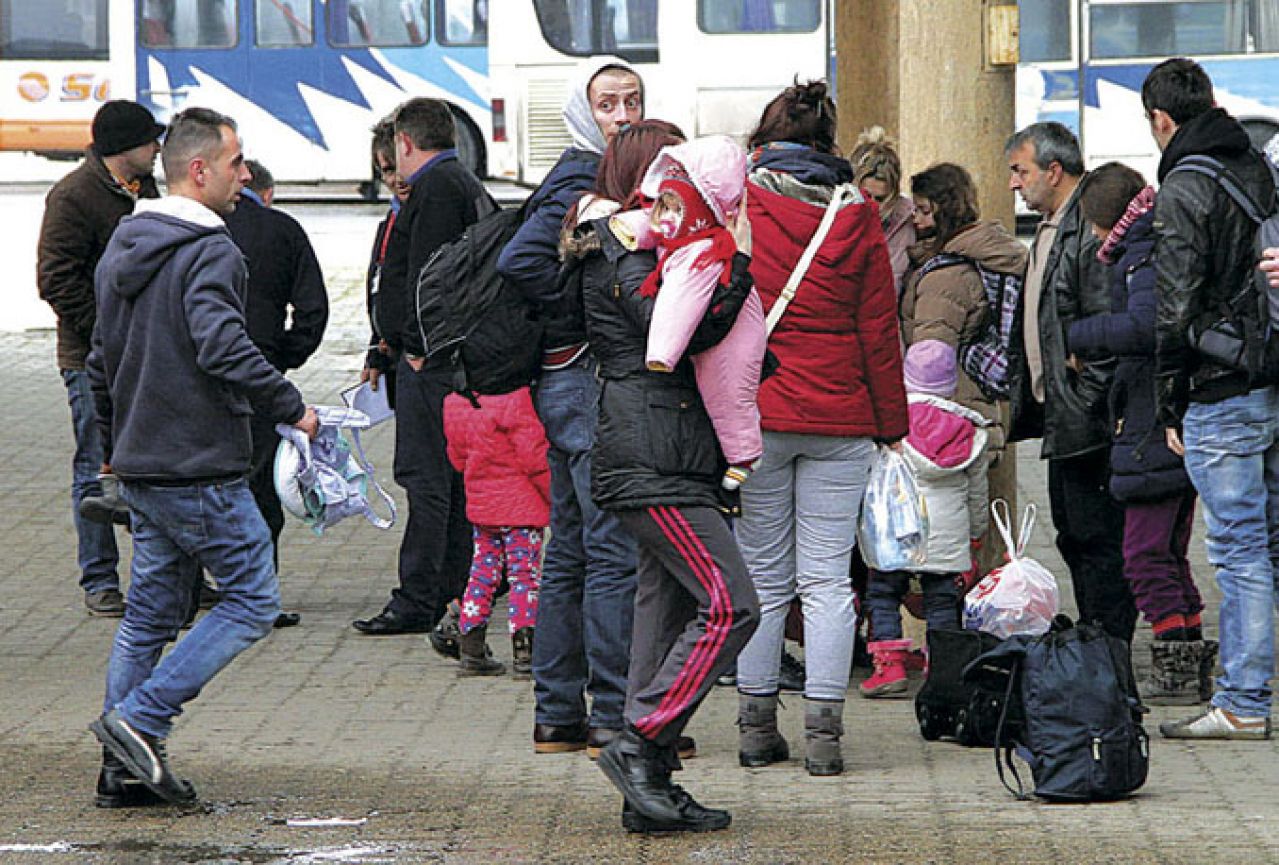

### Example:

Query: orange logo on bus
xmin=18 ymin=72 xmax=50 ymax=102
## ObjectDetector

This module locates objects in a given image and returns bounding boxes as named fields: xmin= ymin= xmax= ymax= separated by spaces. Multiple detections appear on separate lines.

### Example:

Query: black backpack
xmin=915 ymin=252 xmax=1023 ymax=401
xmin=413 ymin=199 xmax=544 ymax=399
xmin=963 ymin=616 xmax=1149 ymax=802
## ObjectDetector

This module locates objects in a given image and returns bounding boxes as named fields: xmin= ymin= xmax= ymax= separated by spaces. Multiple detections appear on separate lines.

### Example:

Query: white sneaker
xmin=1159 ymin=706 xmax=1271 ymax=740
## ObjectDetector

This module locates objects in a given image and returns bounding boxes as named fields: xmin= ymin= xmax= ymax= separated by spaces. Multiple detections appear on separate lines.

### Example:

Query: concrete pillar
xmin=836 ymin=0 xmax=1019 ymax=565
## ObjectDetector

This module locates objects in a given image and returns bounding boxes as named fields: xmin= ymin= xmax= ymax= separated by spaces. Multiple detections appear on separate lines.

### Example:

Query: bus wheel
xmin=450 ymin=107 xmax=487 ymax=180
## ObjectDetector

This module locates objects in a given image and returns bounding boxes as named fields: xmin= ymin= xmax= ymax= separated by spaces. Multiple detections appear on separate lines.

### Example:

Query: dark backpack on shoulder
xmin=915 ymin=628 xmax=1020 ymax=747
xmin=413 ymin=197 xmax=544 ymax=399
xmin=916 ymin=252 xmax=1023 ymax=401
xmin=1169 ymin=154 xmax=1279 ymax=381
xmin=963 ymin=616 xmax=1149 ymax=802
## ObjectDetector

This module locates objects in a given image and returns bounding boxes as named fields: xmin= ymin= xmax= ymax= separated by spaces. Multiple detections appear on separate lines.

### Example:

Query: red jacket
xmin=747 ymin=180 xmax=908 ymax=440
xmin=444 ymin=388 xmax=551 ymax=527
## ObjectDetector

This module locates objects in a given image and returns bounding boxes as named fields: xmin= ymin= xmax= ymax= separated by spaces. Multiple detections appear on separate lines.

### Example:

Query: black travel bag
xmin=915 ymin=627 xmax=1018 ymax=746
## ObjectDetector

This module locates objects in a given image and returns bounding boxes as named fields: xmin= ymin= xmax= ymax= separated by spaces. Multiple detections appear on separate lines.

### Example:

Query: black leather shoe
xmin=352 ymin=608 xmax=431 ymax=635
xmin=273 ymin=612 xmax=301 ymax=628
xmin=95 ymin=747 xmax=191 ymax=808
xmin=589 ymin=728 xmax=697 ymax=761
xmin=533 ymin=721 xmax=588 ymax=753
xmin=621 ymin=787 xmax=731 ymax=834
xmin=597 ymin=729 xmax=685 ymax=824
xmin=90 ymin=710 xmax=197 ymax=805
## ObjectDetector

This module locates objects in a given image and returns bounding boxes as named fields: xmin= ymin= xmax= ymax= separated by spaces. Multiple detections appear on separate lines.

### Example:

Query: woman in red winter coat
xmin=443 ymin=386 xmax=551 ymax=678
xmin=733 ymin=81 xmax=908 ymax=777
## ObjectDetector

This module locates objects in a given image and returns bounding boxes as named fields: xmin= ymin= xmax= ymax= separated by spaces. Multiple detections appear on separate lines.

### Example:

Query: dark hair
xmin=162 ymin=106 xmax=236 ymax=180
xmin=370 ymin=116 xmax=396 ymax=172
xmin=910 ymin=162 xmax=980 ymax=249
xmin=244 ymin=158 xmax=273 ymax=194
xmin=1079 ymin=162 xmax=1146 ymax=231
xmin=1141 ymin=57 xmax=1214 ymax=125
xmin=587 ymin=63 xmax=645 ymax=111
xmin=748 ymin=80 xmax=838 ymax=154
xmin=393 ymin=97 xmax=456 ymax=151
xmin=1004 ymin=121 xmax=1084 ymax=177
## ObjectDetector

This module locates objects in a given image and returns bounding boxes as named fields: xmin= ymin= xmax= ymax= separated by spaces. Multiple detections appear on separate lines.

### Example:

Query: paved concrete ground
xmin=3 ymin=209 xmax=1279 ymax=864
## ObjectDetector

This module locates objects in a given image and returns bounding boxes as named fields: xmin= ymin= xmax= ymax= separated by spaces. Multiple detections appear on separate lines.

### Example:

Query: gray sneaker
xmin=1159 ymin=706 xmax=1272 ymax=741
xmin=85 ymin=589 xmax=125 ymax=617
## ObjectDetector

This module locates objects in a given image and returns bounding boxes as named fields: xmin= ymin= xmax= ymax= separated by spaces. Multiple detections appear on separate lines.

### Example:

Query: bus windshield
xmin=0 ymin=0 xmax=108 ymax=59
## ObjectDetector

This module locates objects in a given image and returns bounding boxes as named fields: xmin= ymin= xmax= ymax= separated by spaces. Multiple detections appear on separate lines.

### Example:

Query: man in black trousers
xmin=226 ymin=158 xmax=329 ymax=627
xmin=352 ymin=98 xmax=491 ymax=635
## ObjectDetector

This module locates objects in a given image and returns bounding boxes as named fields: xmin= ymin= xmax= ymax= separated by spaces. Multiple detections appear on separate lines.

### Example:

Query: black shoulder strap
xmin=994 ymin=657 xmax=1031 ymax=801
xmin=918 ymin=252 xmax=975 ymax=280
xmin=1169 ymin=155 xmax=1268 ymax=225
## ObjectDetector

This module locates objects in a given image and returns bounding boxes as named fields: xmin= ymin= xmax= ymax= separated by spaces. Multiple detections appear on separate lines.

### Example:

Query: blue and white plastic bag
xmin=858 ymin=446 xmax=929 ymax=571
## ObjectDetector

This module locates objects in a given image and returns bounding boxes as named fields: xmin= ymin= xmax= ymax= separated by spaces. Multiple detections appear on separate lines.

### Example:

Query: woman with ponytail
xmin=734 ymin=81 xmax=907 ymax=777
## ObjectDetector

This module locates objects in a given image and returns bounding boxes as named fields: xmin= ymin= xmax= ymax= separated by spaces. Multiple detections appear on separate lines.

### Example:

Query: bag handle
xmin=990 ymin=499 xmax=1036 ymax=560
xmin=764 ymin=183 xmax=855 ymax=336
xmin=994 ymin=656 xmax=1031 ymax=801
xmin=346 ymin=426 xmax=398 ymax=530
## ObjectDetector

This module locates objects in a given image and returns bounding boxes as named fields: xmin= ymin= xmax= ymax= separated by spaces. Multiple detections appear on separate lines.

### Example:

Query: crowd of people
xmin=34 ymin=54 xmax=1279 ymax=832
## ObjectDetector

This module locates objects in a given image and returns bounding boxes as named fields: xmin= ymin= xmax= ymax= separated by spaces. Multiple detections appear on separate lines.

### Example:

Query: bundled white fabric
xmin=963 ymin=500 xmax=1059 ymax=638
xmin=858 ymin=446 xmax=929 ymax=571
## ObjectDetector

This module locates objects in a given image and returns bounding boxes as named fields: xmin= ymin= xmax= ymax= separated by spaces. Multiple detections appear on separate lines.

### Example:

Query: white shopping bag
xmin=962 ymin=500 xmax=1059 ymax=639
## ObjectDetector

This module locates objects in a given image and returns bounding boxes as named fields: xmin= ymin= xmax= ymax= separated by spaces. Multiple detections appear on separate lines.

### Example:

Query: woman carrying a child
xmin=563 ymin=122 xmax=761 ymax=834
xmin=732 ymin=81 xmax=908 ymax=777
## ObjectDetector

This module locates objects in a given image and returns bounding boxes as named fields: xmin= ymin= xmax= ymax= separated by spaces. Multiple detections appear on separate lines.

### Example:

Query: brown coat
xmin=900 ymin=220 xmax=1027 ymax=451
xmin=37 ymin=149 xmax=159 ymax=369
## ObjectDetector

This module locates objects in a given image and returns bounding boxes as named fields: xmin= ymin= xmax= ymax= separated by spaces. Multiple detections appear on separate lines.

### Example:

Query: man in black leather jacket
xmin=1146 ymin=59 xmax=1278 ymax=741
xmin=1005 ymin=122 xmax=1134 ymax=643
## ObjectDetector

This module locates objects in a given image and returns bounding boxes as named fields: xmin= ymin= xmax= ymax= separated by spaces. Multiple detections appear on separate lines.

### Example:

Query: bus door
xmin=661 ymin=0 xmax=826 ymax=141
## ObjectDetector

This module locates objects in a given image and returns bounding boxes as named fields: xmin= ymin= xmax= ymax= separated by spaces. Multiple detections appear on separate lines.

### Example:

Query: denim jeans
xmin=105 ymin=479 xmax=279 ymax=738
xmin=1182 ymin=387 xmax=1279 ymax=719
xmin=735 ymin=431 xmax=874 ymax=701
xmin=61 ymin=369 xmax=119 ymax=593
xmin=865 ymin=570 xmax=961 ymax=640
xmin=531 ymin=355 xmax=638 ymax=729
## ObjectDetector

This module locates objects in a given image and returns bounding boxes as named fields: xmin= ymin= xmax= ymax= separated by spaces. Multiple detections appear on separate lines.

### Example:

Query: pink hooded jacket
xmin=634 ymin=137 xmax=767 ymax=465
xmin=444 ymin=387 xmax=551 ymax=527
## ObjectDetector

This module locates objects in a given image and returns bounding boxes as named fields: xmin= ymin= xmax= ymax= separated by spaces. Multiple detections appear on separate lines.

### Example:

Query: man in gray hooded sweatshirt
xmin=86 ymin=107 xmax=317 ymax=806
xmin=488 ymin=61 xmax=646 ymax=756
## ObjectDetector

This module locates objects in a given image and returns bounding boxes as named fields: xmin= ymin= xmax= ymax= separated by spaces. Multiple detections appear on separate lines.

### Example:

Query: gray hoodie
xmin=88 ymin=196 xmax=304 ymax=482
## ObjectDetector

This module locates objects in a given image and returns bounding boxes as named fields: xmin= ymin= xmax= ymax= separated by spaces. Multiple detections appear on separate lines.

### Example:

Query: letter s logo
xmin=62 ymin=73 xmax=93 ymax=101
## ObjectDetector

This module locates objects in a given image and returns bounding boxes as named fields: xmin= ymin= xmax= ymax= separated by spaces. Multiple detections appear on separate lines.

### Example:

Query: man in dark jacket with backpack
xmin=1145 ymin=59 xmax=1279 ymax=741
xmin=493 ymin=61 xmax=646 ymax=755
xmin=352 ymin=98 xmax=491 ymax=636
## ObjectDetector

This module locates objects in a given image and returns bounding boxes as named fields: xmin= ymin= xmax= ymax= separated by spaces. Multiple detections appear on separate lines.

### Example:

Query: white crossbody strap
xmin=764 ymin=183 xmax=853 ymax=335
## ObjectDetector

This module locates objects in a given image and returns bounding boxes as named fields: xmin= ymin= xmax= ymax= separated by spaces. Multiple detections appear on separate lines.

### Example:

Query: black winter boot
xmin=1198 ymin=639 xmax=1220 ymax=703
xmin=1141 ymin=639 xmax=1203 ymax=706
xmin=511 ymin=627 xmax=534 ymax=679
xmin=602 ymin=730 xmax=730 ymax=833
xmin=457 ymin=624 xmax=505 ymax=677
xmin=738 ymin=692 xmax=789 ymax=768
xmin=804 ymin=698 xmax=845 ymax=776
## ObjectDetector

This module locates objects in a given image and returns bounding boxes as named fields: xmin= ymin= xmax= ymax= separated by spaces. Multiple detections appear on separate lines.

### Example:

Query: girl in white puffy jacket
xmin=860 ymin=340 xmax=990 ymax=698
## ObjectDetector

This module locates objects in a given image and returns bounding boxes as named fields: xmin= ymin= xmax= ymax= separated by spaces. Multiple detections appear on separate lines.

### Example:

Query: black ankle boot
xmin=601 ymin=730 xmax=731 ymax=833
xmin=95 ymin=748 xmax=172 ymax=808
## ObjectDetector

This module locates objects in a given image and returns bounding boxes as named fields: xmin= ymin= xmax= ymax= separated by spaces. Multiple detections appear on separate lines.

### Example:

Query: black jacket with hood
xmin=1152 ymin=107 xmax=1277 ymax=426
xmin=87 ymin=197 xmax=305 ymax=482
xmin=1007 ymin=175 xmax=1117 ymax=460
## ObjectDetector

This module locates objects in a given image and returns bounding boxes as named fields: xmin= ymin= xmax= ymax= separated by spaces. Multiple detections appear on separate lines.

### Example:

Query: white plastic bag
xmin=962 ymin=500 xmax=1059 ymax=639
xmin=858 ymin=446 xmax=929 ymax=571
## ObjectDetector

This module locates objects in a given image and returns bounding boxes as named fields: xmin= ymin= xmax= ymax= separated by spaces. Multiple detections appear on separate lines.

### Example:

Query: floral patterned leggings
xmin=459 ymin=526 xmax=544 ymax=635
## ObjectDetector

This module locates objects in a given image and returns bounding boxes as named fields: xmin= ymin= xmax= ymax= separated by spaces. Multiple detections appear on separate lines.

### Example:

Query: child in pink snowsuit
xmin=443 ymin=386 xmax=551 ymax=678
xmin=631 ymin=136 xmax=767 ymax=490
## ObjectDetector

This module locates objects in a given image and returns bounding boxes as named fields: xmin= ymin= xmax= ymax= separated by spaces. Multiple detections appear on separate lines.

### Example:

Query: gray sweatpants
xmin=618 ymin=505 xmax=760 ymax=747
xmin=735 ymin=432 xmax=874 ymax=701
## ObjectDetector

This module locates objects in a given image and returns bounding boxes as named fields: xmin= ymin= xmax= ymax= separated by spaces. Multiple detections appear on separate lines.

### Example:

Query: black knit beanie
xmin=92 ymin=101 xmax=165 ymax=156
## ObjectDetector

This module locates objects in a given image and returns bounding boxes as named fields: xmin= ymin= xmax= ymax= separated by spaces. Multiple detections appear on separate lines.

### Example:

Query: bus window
xmin=533 ymin=0 xmax=657 ymax=63
xmin=1018 ymin=0 xmax=1071 ymax=62
xmin=329 ymin=0 xmax=428 ymax=47
xmin=436 ymin=0 xmax=487 ymax=45
xmin=1 ymin=0 xmax=107 ymax=59
xmin=697 ymin=0 xmax=820 ymax=34
xmin=141 ymin=0 xmax=236 ymax=49
xmin=1089 ymin=1 xmax=1279 ymax=58
xmin=256 ymin=0 xmax=313 ymax=47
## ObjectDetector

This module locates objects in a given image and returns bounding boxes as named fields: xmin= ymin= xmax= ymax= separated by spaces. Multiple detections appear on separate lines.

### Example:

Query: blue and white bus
xmin=1017 ymin=0 xmax=1279 ymax=181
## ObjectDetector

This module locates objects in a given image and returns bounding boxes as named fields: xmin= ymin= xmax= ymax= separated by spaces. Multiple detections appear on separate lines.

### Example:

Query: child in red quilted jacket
xmin=443 ymin=386 xmax=551 ymax=679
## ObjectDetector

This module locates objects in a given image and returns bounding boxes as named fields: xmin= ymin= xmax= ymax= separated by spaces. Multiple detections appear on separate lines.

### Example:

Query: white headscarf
xmin=562 ymin=58 xmax=641 ymax=156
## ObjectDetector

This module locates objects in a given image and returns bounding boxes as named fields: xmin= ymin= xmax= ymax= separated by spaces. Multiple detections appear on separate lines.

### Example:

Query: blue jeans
xmin=61 ymin=369 xmax=119 ymax=593
xmin=1182 ymin=387 xmax=1279 ymax=719
xmin=531 ymin=355 xmax=637 ymax=729
xmin=105 ymin=479 xmax=279 ymax=738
